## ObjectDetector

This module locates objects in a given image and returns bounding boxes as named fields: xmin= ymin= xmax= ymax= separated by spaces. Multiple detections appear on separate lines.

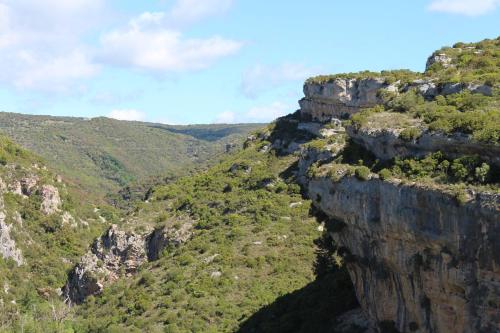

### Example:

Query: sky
xmin=0 ymin=0 xmax=498 ymax=124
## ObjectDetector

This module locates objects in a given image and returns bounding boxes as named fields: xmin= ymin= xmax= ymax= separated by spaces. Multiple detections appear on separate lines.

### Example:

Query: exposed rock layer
xmin=307 ymin=175 xmax=499 ymax=333
xmin=64 ymin=221 xmax=193 ymax=304
xmin=347 ymin=126 xmax=500 ymax=168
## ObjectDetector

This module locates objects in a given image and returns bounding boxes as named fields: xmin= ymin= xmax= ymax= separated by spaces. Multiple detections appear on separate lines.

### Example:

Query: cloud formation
xmin=108 ymin=109 xmax=145 ymax=121
xmin=0 ymin=0 xmax=104 ymax=91
xmin=0 ymin=0 xmax=240 ymax=92
xmin=428 ymin=0 xmax=500 ymax=16
xmin=241 ymin=63 xmax=317 ymax=98
xmin=99 ymin=14 xmax=242 ymax=72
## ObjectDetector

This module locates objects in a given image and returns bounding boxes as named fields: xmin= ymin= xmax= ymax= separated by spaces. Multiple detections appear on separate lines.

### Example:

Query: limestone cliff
xmin=269 ymin=39 xmax=500 ymax=333
xmin=308 ymin=176 xmax=499 ymax=333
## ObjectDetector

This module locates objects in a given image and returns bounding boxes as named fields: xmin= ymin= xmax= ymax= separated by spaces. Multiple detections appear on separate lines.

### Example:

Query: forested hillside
xmin=0 ymin=113 xmax=262 ymax=198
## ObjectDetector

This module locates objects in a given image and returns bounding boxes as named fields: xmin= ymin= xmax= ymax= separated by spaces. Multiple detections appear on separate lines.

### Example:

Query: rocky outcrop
xmin=0 ymin=211 xmax=24 ymax=266
xmin=425 ymin=53 xmax=452 ymax=70
xmin=347 ymin=124 xmax=500 ymax=168
xmin=147 ymin=220 xmax=194 ymax=261
xmin=40 ymin=185 xmax=61 ymax=215
xmin=300 ymin=78 xmax=493 ymax=123
xmin=64 ymin=221 xmax=193 ymax=304
xmin=307 ymin=175 xmax=500 ymax=333
xmin=300 ymin=78 xmax=390 ymax=122
xmin=64 ymin=225 xmax=147 ymax=303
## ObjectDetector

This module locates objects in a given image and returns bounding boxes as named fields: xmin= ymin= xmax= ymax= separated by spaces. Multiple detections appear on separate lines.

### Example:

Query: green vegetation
xmin=308 ymin=37 xmax=500 ymax=86
xmin=64 ymin=134 xmax=355 ymax=333
xmin=426 ymin=37 xmax=500 ymax=85
xmin=310 ymin=37 xmax=500 ymax=145
xmin=354 ymin=166 xmax=371 ymax=181
xmin=350 ymin=89 xmax=500 ymax=145
xmin=0 ymin=113 xmax=262 ymax=199
xmin=0 ymin=135 xmax=111 ymax=332
xmin=306 ymin=69 xmax=421 ymax=85
xmin=399 ymin=127 xmax=422 ymax=141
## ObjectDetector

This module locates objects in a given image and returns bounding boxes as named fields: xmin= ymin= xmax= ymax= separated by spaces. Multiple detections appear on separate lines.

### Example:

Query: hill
xmin=0 ymin=113 xmax=262 ymax=198
xmin=62 ymin=37 xmax=499 ymax=333
xmin=0 ymin=134 xmax=116 ymax=331
xmin=0 ymin=37 xmax=498 ymax=333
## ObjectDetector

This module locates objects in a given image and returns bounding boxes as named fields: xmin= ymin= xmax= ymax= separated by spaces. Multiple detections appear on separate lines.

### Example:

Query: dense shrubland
xmin=69 ymin=136 xmax=354 ymax=333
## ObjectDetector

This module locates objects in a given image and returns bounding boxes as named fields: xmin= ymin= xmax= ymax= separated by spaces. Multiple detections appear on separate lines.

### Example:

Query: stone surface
xmin=147 ymin=220 xmax=193 ymax=261
xmin=64 ymin=220 xmax=193 ymax=304
xmin=307 ymin=175 xmax=500 ymax=333
xmin=40 ymin=185 xmax=61 ymax=215
xmin=347 ymin=124 xmax=500 ymax=168
xmin=0 ymin=211 xmax=24 ymax=266
xmin=426 ymin=53 xmax=452 ymax=71
xmin=300 ymin=76 xmax=493 ymax=123
xmin=300 ymin=78 xmax=388 ymax=122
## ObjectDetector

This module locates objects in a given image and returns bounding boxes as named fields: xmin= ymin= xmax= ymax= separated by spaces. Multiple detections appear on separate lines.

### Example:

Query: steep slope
xmin=286 ymin=37 xmax=500 ymax=333
xmin=65 ymin=139 xmax=359 ymax=332
xmin=65 ymin=36 xmax=499 ymax=333
xmin=0 ymin=134 xmax=116 ymax=332
xmin=0 ymin=113 xmax=262 ymax=198
xmin=2 ymin=37 xmax=498 ymax=333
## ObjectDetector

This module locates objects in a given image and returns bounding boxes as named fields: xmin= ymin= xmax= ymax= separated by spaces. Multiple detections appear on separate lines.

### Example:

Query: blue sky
xmin=0 ymin=0 xmax=498 ymax=124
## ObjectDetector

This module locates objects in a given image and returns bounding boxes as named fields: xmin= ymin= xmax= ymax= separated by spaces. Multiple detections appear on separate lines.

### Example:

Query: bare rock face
xmin=347 ymin=124 xmax=500 ymax=168
xmin=147 ymin=220 xmax=194 ymax=261
xmin=64 ymin=221 xmax=193 ymax=304
xmin=40 ymin=185 xmax=61 ymax=215
xmin=307 ymin=175 xmax=500 ymax=333
xmin=0 ymin=211 xmax=24 ymax=266
xmin=20 ymin=175 xmax=39 ymax=196
xmin=64 ymin=225 xmax=148 ymax=304
xmin=300 ymin=76 xmax=493 ymax=123
xmin=300 ymin=78 xmax=388 ymax=122
xmin=426 ymin=53 xmax=453 ymax=70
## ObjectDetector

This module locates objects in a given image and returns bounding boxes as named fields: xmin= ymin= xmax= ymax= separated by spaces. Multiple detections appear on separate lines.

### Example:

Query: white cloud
xmin=99 ymin=12 xmax=242 ymax=72
xmin=241 ymin=63 xmax=317 ymax=98
xmin=427 ymin=0 xmax=500 ymax=15
xmin=12 ymin=50 xmax=98 ymax=91
xmin=214 ymin=111 xmax=236 ymax=124
xmin=0 ymin=0 xmax=105 ymax=91
xmin=169 ymin=0 xmax=233 ymax=25
xmin=246 ymin=102 xmax=291 ymax=122
xmin=108 ymin=109 xmax=145 ymax=121
xmin=0 ymin=0 xmax=239 ymax=92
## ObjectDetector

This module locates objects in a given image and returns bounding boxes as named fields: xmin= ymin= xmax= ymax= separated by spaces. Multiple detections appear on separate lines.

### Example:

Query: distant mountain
xmin=0 ymin=113 xmax=263 ymax=198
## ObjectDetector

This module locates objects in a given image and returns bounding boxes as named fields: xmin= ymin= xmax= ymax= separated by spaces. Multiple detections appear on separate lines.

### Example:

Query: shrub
xmin=355 ymin=166 xmax=371 ymax=181
xmin=399 ymin=127 xmax=422 ymax=142
xmin=378 ymin=168 xmax=392 ymax=181
xmin=474 ymin=163 xmax=490 ymax=183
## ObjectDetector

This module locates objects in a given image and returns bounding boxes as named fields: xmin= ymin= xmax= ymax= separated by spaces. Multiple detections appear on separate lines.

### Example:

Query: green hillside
xmin=0 ymin=134 xmax=113 ymax=331
xmin=68 ymin=130 xmax=356 ymax=333
xmin=0 ymin=113 xmax=262 ymax=198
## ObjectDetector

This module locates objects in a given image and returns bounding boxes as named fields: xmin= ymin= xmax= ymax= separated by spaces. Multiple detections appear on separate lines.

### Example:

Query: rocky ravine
xmin=272 ymin=68 xmax=499 ymax=332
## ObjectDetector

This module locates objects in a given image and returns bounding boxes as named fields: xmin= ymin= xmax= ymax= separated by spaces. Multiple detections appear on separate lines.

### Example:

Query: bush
xmin=355 ymin=166 xmax=371 ymax=181
xmin=378 ymin=169 xmax=392 ymax=181
xmin=399 ymin=127 xmax=422 ymax=142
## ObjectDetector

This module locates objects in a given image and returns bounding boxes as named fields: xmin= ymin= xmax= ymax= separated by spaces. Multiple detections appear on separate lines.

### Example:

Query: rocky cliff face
xmin=300 ymin=78 xmax=493 ymax=123
xmin=0 ymin=211 xmax=24 ymax=266
xmin=300 ymin=78 xmax=390 ymax=122
xmin=346 ymin=120 xmax=500 ymax=168
xmin=273 ymin=48 xmax=500 ymax=332
xmin=307 ymin=176 xmax=499 ymax=333
xmin=64 ymin=219 xmax=193 ymax=304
